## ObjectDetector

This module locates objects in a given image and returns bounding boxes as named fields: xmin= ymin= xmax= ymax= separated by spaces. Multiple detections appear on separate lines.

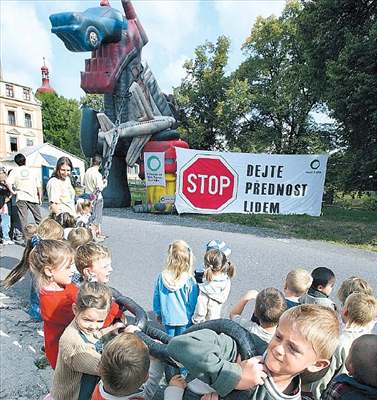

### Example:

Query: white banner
xmin=144 ymin=152 xmax=166 ymax=186
xmin=175 ymin=149 xmax=328 ymax=216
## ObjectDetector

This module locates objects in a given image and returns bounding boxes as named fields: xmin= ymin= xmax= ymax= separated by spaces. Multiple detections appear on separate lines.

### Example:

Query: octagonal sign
xmin=179 ymin=155 xmax=238 ymax=211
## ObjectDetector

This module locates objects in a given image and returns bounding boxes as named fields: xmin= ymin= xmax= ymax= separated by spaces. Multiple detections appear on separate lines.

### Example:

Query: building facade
xmin=0 ymin=79 xmax=43 ymax=158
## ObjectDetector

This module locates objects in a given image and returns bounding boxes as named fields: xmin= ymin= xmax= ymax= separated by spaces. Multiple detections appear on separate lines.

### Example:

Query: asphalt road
xmin=1 ymin=208 xmax=376 ymax=316
xmin=0 ymin=208 xmax=376 ymax=398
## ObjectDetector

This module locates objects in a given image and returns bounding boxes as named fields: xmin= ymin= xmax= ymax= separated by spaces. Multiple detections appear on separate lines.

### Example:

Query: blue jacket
xmin=153 ymin=271 xmax=198 ymax=326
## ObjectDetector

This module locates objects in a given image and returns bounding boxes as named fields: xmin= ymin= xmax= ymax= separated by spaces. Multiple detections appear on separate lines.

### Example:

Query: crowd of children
xmin=2 ymin=228 xmax=377 ymax=400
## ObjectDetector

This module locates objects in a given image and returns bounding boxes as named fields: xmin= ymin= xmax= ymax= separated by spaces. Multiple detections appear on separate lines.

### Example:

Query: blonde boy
xmin=167 ymin=304 xmax=339 ymax=400
xmin=75 ymin=242 xmax=113 ymax=284
xmin=92 ymin=333 xmax=163 ymax=399
xmin=337 ymin=276 xmax=374 ymax=306
xmin=309 ymin=293 xmax=377 ymax=399
xmin=284 ymin=269 xmax=313 ymax=308
xmin=67 ymin=227 xmax=93 ymax=250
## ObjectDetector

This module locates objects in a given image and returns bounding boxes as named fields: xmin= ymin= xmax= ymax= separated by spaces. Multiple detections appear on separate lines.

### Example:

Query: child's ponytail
xmin=2 ymin=218 xmax=63 ymax=289
xmin=225 ymin=261 xmax=236 ymax=279
xmin=2 ymin=240 xmax=34 ymax=288
xmin=203 ymin=249 xmax=236 ymax=282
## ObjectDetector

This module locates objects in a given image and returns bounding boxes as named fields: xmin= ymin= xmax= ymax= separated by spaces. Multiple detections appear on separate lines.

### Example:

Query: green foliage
xmin=174 ymin=36 xmax=231 ymax=150
xmin=175 ymin=2 xmax=335 ymax=155
xmin=299 ymin=0 xmax=377 ymax=191
xmin=80 ymin=94 xmax=104 ymax=112
xmin=174 ymin=0 xmax=375 ymax=194
xmin=37 ymin=92 xmax=83 ymax=158
xmin=234 ymin=2 xmax=328 ymax=154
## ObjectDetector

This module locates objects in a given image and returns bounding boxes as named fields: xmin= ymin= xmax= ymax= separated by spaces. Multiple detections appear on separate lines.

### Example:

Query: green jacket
xmin=167 ymin=329 xmax=302 ymax=400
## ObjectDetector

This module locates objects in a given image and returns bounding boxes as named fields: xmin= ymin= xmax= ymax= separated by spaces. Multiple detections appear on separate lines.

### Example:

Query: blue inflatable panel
xmin=80 ymin=106 xmax=99 ymax=157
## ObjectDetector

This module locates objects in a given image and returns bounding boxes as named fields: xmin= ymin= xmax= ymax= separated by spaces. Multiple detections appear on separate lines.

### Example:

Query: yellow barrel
xmin=147 ymin=173 xmax=176 ymax=213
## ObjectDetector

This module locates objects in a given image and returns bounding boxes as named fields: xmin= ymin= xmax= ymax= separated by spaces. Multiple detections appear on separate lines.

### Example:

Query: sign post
xmin=180 ymin=155 xmax=238 ymax=211
xmin=175 ymin=149 xmax=328 ymax=216
xmin=144 ymin=152 xmax=165 ymax=187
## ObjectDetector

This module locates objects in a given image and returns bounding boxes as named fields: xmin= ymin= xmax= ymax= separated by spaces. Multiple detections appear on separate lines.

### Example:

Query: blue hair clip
xmin=31 ymin=234 xmax=41 ymax=248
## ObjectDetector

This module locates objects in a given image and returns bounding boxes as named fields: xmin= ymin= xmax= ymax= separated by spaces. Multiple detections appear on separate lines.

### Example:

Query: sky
xmin=1 ymin=0 xmax=287 ymax=100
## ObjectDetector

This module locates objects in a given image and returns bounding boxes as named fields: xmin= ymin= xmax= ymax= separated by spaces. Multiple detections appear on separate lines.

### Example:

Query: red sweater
xmin=40 ymin=284 xmax=123 ymax=369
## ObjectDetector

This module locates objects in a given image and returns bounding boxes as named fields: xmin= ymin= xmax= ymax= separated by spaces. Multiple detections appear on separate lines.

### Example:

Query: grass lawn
xmin=129 ymin=184 xmax=376 ymax=251
xmin=193 ymin=206 xmax=377 ymax=251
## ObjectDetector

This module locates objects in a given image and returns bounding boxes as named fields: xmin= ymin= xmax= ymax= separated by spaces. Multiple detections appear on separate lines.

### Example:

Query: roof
xmin=18 ymin=142 xmax=85 ymax=162
xmin=40 ymin=153 xmax=58 ymax=166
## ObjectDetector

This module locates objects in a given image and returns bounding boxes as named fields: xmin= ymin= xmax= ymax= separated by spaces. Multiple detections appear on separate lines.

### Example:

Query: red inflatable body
xmin=139 ymin=139 xmax=189 ymax=178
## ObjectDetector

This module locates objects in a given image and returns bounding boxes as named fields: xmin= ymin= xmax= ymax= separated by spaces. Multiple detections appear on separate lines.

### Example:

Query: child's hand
xmin=201 ymin=394 xmax=219 ymax=400
xmin=121 ymin=314 xmax=128 ymax=325
xmin=111 ymin=322 xmax=127 ymax=333
xmin=242 ymin=290 xmax=259 ymax=302
xmin=235 ymin=356 xmax=267 ymax=390
xmin=123 ymin=324 xmax=141 ymax=333
xmin=100 ymin=321 xmax=126 ymax=336
xmin=169 ymin=374 xmax=187 ymax=389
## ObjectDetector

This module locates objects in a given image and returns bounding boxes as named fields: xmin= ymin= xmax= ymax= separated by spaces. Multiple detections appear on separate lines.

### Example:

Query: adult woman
xmin=46 ymin=157 xmax=76 ymax=216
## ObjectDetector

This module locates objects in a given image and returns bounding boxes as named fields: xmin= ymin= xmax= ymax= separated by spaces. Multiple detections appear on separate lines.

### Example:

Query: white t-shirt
xmin=46 ymin=177 xmax=76 ymax=216
xmin=7 ymin=166 xmax=41 ymax=203
xmin=83 ymin=166 xmax=105 ymax=200
xmin=232 ymin=315 xmax=275 ymax=343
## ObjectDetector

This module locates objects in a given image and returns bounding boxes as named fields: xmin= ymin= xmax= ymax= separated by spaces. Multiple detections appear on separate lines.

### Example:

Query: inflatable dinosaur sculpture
xmin=50 ymin=0 xmax=185 ymax=208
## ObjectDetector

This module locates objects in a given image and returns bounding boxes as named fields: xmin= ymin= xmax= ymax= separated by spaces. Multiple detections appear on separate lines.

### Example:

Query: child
xmin=321 ymin=334 xmax=377 ymax=400
xmin=75 ymin=242 xmax=113 ymax=284
xmin=50 ymin=282 xmax=123 ymax=400
xmin=284 ymin=269 xmax=313 ymax=308
xmin=26 ymin=239 xmax=77 ymax=369
xmin=337 ymin=276 xmax=374 ymax=306
xmin=339 ymin=293 xmax=377 ymax=352
xmin=74 ymin=242 xmax=125 ymax=326
xmin=310 ymin=292 xmax=377 ymax=399
xmin=300 ymin=267 xmax=336 ymax=310
xmin=51 ymin=211 xmax=76 ymax=239
xmin=92 ymin=332 xmax=164 ymax=399
xmin=167 ymin=304 xmax=340 ymax=400
xmin=2 ymin=219 xmax=64 ymax=321
xmin=0 ymin=171 xmax=13 ymax=245
xmin=194 ymin=240 xmax=231 ymax=284
xmin=230 ymin=288 xmax=287 ymax=343
xmin=76 ymin=199 xmax=92 ymax=227
xmin=153 ymin=240 xmax=198 ymax=336
xmin=24 ymin=223 xmax=38 ymax=239
xmin=2 ymin=220 xmax=63 ymax=286
xmin=67 ymin=227 xmax=93 ymax=249
xmin=192 ymin=249 xmax=235 ymax=324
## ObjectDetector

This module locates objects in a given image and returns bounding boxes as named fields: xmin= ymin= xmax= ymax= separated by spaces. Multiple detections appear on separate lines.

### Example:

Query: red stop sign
xmin=180 ymin=155 xmax=238 ymax=211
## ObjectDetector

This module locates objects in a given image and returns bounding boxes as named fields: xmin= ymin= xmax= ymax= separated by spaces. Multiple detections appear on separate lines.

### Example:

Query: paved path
xmin=0 ymin=209 xmax=376 ymax=398
xmin=100 ymin=209 xmax=377 ymax=316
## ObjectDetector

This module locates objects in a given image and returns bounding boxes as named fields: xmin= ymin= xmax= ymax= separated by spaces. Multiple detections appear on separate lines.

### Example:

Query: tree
xmin=37 ymin=92 xmax=82 ymax=158
xmin=174 ymin=36 xmax=231 ymax=150
xmin=80 ymin=93 xmax=104 ymax=112
xmin=231 ymin=1 xmax=331 ymax=154
xmin=299 ymin=0 xmax=377 ymax=191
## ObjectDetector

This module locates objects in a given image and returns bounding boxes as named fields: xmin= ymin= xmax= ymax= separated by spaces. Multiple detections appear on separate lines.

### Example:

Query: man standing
xmin=83 ymin=155 xmax=107 ymax=238
xmin=7 ymin=153 xmax=42 ymax=237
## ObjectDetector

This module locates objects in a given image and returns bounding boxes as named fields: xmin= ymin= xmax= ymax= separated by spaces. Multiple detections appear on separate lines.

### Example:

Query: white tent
xmin=0 ymin=142 xmax=85 ymax=186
